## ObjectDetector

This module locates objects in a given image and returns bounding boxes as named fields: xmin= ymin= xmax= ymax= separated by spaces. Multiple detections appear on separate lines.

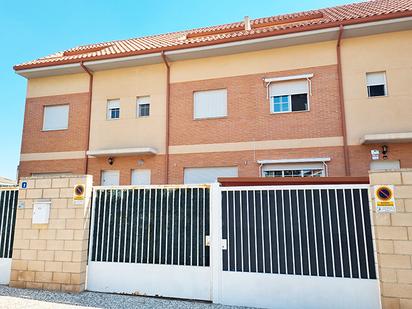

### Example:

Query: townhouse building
xmin=14 ymin=0 xmax=412 ymax=185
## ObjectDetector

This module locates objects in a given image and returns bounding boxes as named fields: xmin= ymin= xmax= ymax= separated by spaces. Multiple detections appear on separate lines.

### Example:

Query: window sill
xmin=193 ymin=116 xmax=228 ymax=121
xmin=270 ymin=109 xmax=310 ymax=115
xmin=367 ymin=95 xmax=388 ymax=99
xmin=41 ymin=128 xmax=68 ymax=132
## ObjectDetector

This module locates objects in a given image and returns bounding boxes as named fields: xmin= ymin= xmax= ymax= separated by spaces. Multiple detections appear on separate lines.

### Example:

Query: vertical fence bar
xmin=351 ymin=189 xmax=361 ymax=277
xmin=335 ymin=189 xmax=344 ymax=277
xmin=88 ymin=189 xmax=97 ymax=263
xmin=288 ymin=190 xmax=295 ymax=274
xmin=359 ymin=189 xmax=370 ymax=279
xmin=296 ymin=190 xmax=303 ymax=275
xmin=129 ymin=189 xmax=135 ymax=263
xmin=327 ymin=190 xmax=336 ymax=277
xmin=343 ymin=190 xmax=352 ymax=277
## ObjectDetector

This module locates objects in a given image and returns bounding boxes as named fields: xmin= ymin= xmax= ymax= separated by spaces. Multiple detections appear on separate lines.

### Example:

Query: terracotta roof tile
xmin=14 ymin=0 xmax=412 ymax=70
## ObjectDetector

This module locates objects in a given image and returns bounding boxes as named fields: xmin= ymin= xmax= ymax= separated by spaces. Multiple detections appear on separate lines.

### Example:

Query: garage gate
xmin=87 ymin=183 xmax=380 ymax=308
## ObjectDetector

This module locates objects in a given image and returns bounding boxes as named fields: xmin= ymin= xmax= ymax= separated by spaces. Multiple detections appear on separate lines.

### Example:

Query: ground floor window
xmin=260 ymin=160 xmax=328 ymax=178
xmin=184 ymin=166 xmax=238 ymax=184
xmin=101 ymin=170 xmax=120 ymax=186
xmin=131 ymin=169 xmax=151 ymax=185
xmin=263 ymin=168 xmax=324 ymax=177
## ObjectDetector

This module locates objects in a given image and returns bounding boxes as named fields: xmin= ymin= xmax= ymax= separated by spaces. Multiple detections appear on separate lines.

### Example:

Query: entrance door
xmin=101 ymin=170 xmax=120 ymax=186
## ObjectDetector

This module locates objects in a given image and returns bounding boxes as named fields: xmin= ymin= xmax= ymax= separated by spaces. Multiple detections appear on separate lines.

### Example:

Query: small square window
xmin=107 ymin=99 xmax=120 ymax=120
xmin=366 ymin=72 xmax=387 ymax=97
xmin=137 ymin=96 xmax=150 ymax=117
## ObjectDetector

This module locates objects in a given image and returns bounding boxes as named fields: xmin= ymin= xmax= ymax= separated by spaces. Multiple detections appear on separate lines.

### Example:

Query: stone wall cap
xmin=20 ymin=174 xmax=93 ymax=180
xmin=369 ymin=168 xmax=412 ymax=174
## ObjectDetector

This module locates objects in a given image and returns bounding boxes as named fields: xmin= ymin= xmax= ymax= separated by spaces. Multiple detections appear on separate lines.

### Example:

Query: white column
xmin=210 ymin=182 xmax=223 ymax=303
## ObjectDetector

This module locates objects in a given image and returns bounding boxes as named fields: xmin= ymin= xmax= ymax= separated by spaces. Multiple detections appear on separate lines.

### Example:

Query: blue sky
xmin=0 ymin=0 xmax=357 ymax=180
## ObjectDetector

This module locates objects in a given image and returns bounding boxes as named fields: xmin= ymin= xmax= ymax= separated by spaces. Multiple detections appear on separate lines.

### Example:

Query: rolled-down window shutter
xmin=107 ymin=99 xmax=120 ymax=109
xmin=43 ymin=105 xmax=69 ymax=131
xmin=366 ymin=72 xmax=386 ymax=86
xmin=270 ymin=79 xmax=308 ymax=97
xmin=194 ymin=89 xmax=227 ymax=119
xmin=137 ymin=96 xmax=150 ymax=105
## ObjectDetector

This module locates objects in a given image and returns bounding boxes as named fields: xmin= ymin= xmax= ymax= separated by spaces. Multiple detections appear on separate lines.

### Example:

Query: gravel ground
xmin=0 ymin=285 xmax=253 ymax=309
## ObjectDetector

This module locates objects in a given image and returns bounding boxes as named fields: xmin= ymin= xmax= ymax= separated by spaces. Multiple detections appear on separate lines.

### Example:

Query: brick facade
xmin=21 ymin=92 xmax=90 ymax=154
xmin=19 ymin=159 xmax=86 ymax=178
xmin=169 ymin=65 xmax=342 ymax=146
xmin=18 ymin=65 xmax=412 ymax=184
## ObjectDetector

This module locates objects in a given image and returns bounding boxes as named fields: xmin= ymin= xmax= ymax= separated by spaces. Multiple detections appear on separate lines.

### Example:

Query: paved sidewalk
xmin=0 ymin=285 xmax=252 ymax=309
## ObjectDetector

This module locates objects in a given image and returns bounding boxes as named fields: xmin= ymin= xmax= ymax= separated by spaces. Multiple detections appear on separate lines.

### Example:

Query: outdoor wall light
xmin=108 ymin=157 xmax=114 ymax=165
xmin=382 ymin=145 xmax=388 ymax=159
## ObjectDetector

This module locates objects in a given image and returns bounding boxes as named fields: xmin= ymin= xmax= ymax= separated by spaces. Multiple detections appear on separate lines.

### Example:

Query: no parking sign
xmin=375 ymin=185 xmax=396 ymax=213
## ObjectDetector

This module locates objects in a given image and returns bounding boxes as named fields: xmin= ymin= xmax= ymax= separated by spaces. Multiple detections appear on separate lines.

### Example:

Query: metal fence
xmin=221 ymin=185 xmax=376 ymax=279
xmin=0 ymin=188 xmax=18 ymax=259
xmin=90 ymin=186 xmax=210 ymax=266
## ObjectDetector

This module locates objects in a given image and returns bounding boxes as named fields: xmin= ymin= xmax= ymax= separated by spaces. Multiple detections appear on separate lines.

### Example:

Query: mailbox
xmin=32 ymin=200 xmax=51 ymax=224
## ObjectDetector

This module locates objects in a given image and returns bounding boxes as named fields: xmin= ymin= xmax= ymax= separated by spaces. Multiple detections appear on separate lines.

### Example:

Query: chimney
xmin=244 ymin=16 xmax=251 ymax=31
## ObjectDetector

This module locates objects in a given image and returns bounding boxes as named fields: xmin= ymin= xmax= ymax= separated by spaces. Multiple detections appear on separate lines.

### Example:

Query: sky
xmin=0 ymin=0 xmax=357 ymax=181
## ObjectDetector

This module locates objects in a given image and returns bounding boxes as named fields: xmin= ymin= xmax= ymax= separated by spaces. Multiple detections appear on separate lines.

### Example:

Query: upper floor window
xmin=137 ymin=96 xmax=150 ymax=117
xmin=366 ymin=72 xmax=387 ymax=97
xmin=107 ymin=99 xmax=120 ymax=120
xmin=270 ymin=79 xmax=309 ymax=113
xmin=43 ymin=105 xmax=69 ymax=131
xmin=194 ymin=89 xmax=227 ymax=119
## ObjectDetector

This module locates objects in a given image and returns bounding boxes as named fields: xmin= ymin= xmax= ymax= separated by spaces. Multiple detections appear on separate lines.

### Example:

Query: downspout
xmin=161 ymin=51 xmax=170 ymax=184
xmin=80 ymin=62 xmax=93 ymax=175
xmin=336 ymin=25 xmax=351 ymax=176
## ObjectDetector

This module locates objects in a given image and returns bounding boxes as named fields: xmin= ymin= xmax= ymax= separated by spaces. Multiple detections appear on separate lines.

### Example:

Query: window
xmin=366 ymin=72 xmax=387 ymax=97
xmin=107 ymin=99 xmax=120 ymax=120
xmin=261 ymin=161 xmax=326 ymax=178
xmin=184 ymin=166 xmax=238 ymax=184
xmin=137 ymin=96 xmax=150 ymax=117
xmin=101 ymin=170 xmax=120 ymax=186
xmin=270 ymin=79 xmax=309 ymax=113
xmin=43 ymin=105 xmax=69 ymax=131
xmin=263 ymin=169 xmax=324 ymax=177
xmin=194 ymin=89 xmax=227 ymax=119
xmin=131 ymin=169 xmax=151 ymax=185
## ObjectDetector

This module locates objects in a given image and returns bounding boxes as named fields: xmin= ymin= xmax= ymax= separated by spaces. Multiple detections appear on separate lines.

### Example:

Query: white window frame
xmin=42 ymin=104 xmax=69 ymax=131
xmin=265 ymin=74 xmax=312 ymax=115
xmin=366 ymin=71 xmax=388 ymax=98
xmin=193 ymin=88 xmax=227 ymax=120
xmin=263 ymin=168 xmax=325 ymax=178
xmin=137 ymin=96 xmax=150 ymax=118
xmin=259 ymin=158 xmax=329 ymax=178
xmin=107 ymin=99 xmax=120 ymax=120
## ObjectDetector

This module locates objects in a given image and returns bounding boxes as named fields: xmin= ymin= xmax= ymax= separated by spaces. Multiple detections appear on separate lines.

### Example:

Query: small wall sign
xmin=21 ymin=181 xmax=28 ymax=189
xmin=73 ymin=184 xmax=85 ymax=206
xmin=375 ymin=185 xmax=396 ymax=213
xmin=371 ymin=149 xmax=380 ymax=161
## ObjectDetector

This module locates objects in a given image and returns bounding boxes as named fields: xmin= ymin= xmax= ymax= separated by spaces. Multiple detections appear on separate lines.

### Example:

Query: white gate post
xmin=210 ymin=182 xmax=223 ymax=304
